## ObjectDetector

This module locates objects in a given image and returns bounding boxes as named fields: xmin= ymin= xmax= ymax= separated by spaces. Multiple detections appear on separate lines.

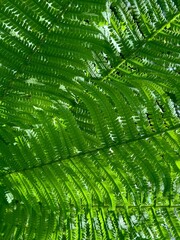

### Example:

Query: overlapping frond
xmin=0 ymin=0 xmax=180 ymax=239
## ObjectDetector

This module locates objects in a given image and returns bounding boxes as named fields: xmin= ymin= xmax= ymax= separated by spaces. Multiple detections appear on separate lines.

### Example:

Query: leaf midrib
xmin=101 ymin=11 xmax=180 ymax=82
xmin=2 ymin=123 xmax=180 ymax=177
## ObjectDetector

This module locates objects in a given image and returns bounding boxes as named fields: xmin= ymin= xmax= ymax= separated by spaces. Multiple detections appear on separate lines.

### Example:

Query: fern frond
xmin=0 ymin=0 xmax=180 ymax=239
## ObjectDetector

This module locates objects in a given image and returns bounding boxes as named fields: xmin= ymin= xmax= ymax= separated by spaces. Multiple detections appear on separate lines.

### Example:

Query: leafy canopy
xmin=0 ymin=0 xmax=180 ymax=239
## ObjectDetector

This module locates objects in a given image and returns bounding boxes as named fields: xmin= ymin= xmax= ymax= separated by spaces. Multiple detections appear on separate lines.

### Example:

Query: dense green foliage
xmin=0 ymin=0 xmax=180 ymax=239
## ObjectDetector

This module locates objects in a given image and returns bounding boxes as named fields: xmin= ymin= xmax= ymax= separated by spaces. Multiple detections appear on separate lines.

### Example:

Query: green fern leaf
xmin=0 ymin=0 xmax=180 ymax=239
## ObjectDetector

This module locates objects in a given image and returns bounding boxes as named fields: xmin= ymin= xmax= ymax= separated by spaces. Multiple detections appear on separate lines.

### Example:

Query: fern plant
xmin=0 ymin=0 xmax=180 ymax=239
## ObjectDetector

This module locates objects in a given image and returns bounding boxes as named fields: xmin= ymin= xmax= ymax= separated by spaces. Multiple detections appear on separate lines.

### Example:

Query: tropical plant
xmin=0 ymin=0 xmax=180 ymax=239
